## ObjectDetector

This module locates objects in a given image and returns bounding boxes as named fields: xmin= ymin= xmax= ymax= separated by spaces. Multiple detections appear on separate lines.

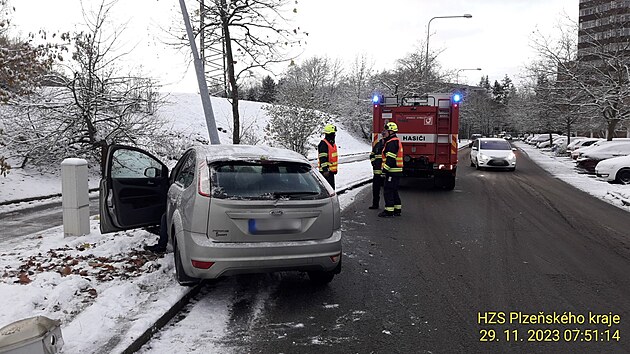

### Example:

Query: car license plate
xmin=248 ymin=218 xmax=301 ymax=234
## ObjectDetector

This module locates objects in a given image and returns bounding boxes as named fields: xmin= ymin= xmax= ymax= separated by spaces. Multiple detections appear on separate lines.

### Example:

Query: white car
xmin=595 ymin=155 xmax=630 ymax=184
xmin=470 ymin=138 xmax=516 ymax=171
xmin=566 ymin=138 xmax=601 ymax=152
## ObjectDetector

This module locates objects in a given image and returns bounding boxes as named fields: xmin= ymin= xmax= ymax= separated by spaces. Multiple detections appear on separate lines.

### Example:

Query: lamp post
xmin=425 ymin=14 xmax=473 ymax=86
xmin=456 ymin=67 xmax=482 ymax=84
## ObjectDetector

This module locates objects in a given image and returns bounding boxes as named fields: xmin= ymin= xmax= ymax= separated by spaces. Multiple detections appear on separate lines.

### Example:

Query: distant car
xmin=99 ymin=144 xmax=342 ymax=285
xmin=575 ymin=141 xmax=630 ymax=174
xmin=530 ymin=133 xmax=559 ymax=146
xmin=470 ymin=138 xmax=516 ymax=171
xmin=504 ymin=134 xmax=513 ymax=140
xmin=595 ymin=155 xmax=630 ymax=184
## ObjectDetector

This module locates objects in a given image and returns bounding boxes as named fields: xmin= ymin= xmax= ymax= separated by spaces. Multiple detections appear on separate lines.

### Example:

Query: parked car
xmin=571 ymin=138 xmax=630 ymax=160
xmin=529 ymin=134 xmax=559 ymax=146
xmin=575 ymin=141 xmax=630 ymax=174
xmin=538 ymin=136 xmax=567 ymax=149
xmin=566 ymin=138 xmax=601 ymax=152
xmin=470 ymin=138 xmax=516 ymax=171
xmin=99 ymin=144 xmax=342 ymax=285
xmin=595 ymin=155 xmax=630 ymax=184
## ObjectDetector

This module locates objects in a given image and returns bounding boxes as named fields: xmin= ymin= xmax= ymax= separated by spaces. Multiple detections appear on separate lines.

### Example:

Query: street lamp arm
xmin=425 ymin=14 xmax=473 ymax=87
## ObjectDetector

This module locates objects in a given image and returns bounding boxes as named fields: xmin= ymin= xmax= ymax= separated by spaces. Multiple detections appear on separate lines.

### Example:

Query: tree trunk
xmin=607 ymin=119 xmax=619 ymax=141
xmin=220 ymin=0 xmax=240 ymax=144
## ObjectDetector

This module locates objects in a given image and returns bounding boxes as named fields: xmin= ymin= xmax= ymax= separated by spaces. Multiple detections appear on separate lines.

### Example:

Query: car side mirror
xmin=512 ymin=148 xmax=517 ymax=151
xmin=144 ymin=167 xmax=160 ymax=178
xmin=472 ymin=147 xmax=478 ymax=151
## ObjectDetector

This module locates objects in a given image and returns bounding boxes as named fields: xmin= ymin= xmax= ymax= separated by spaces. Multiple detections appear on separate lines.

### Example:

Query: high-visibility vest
xmin=318 ymin=139 xmax=338 ymax=173
xmin=382 ymin=136 xmax=403 ymax=173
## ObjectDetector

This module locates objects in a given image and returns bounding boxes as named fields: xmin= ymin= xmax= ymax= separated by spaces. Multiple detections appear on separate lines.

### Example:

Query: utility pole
xmin=179 ymin=0 xmax=220 ymax=144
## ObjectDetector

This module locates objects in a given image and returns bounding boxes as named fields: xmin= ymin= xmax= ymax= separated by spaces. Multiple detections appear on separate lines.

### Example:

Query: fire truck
xmin=372 ymin=93 xmax=461 ymax=190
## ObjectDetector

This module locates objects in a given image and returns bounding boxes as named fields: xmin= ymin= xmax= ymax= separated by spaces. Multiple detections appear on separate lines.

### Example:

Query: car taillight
xmin=198 ymin=163 xmax=211 ymax=197
xmin=191 ymin=260 xmax=214 ymax=269
xmin=330 ymin=254 xmax=341 ymax=263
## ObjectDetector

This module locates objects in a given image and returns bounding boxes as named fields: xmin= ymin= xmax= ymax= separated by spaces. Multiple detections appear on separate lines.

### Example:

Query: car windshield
xmin=480 ymin=140 xmax=511 ymax=150
xmin=210 ymin=161 xmax=327 ymax=200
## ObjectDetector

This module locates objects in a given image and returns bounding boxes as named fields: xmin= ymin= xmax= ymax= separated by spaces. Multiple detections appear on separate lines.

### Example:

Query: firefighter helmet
xmin=323 ymin=124 xmax=337 ymax=134
xmin=384 ymin=122 xmax=398 ymax=132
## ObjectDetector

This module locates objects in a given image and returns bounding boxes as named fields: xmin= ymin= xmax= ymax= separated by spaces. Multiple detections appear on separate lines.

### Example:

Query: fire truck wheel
xmin=436 ymin=175 xmax=456 ymax=190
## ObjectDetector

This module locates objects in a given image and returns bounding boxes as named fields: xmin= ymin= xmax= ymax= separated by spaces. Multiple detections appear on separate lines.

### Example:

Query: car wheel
xmin=470 ymin=159 xmax=475 ymax=167
xmin=508 ymin=167 xmax=516 ymax=172
xmin=173 ymin=237 xmax=200 ymax=286
xmin=475 ymin=160 xmax=481 ymax=170
xmin=616 ymin=168 xmax=630 ymax=184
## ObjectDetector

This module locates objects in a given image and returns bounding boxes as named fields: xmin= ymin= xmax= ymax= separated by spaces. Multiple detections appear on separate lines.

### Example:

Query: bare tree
xmin=529 ymin=17 xmax=630 ymax=140
xmin=197 ymin=0 xmax=302 ymax=144
xmin=337 ymin=54 xmax=374 ymax=140
xmin=1 ymin=0 xmax=164 ymax=172
xmin=0 ymin=0 xmax=62 ymax=176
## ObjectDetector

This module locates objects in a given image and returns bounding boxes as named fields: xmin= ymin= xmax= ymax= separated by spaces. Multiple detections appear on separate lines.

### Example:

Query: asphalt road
xmin=0 ymin=197 xmax=100 ymax=240
xmin=202 ymin=147 xmax=630 ymax=354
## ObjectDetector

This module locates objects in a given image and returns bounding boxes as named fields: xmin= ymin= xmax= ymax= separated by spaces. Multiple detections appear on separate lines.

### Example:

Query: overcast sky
xmin=10 ymin=0 xmax=578 ymax=92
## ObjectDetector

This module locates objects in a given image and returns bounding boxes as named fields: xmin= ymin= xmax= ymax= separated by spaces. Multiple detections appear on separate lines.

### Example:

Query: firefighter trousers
xmin=371 ymin=174 xmax=383 ymax=207
xmin=383 ymin=175 xmax=401 ymax=212
xmin=323 ymin=172 xmax=335 ymax=189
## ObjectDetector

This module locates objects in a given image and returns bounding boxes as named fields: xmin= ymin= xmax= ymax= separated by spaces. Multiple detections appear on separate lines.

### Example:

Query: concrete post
xmin=61 ymin=158 xmax=90 ymax=236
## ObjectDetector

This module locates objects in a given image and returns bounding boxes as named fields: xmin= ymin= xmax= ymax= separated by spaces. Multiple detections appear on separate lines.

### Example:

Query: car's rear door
xmin=99 ymin=145 xmax=169 ymax=234
xmin=206 ymin=161 xmax=335 ymax=243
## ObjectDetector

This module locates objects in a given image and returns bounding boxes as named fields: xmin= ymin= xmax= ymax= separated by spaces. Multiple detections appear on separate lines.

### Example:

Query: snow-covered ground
xmin=2 ymin=92 xmax=629 ymax=353
xmin=516 ymin=141 xmax=630 ymax=210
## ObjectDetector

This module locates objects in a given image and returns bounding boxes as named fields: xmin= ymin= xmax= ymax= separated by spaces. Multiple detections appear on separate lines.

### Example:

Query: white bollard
xmin=61 ymin=158 xmax=90 ymax=237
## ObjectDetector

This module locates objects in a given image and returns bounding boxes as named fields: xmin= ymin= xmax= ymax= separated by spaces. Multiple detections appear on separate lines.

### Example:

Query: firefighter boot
xmin=394 ymin=209 xmax=401 ymax=217
xmin=368 ymin=204 xmax=379 ymax=209
xmin=378 ymin=210 xmax=394 ymax=218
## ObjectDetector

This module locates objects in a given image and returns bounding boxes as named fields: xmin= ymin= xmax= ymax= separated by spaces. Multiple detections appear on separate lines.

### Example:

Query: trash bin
xmin=0 ymin=316 xmax=63 ymax=354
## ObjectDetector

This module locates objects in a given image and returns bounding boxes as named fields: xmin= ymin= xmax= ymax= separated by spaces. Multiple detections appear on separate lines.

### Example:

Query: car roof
xmin=195 ymin=144 xmax=309 ymax=164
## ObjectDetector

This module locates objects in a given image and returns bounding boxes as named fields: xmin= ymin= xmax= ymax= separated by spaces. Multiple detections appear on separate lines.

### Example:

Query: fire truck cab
xmin=372 ymin=93 xmax=461 ymax=190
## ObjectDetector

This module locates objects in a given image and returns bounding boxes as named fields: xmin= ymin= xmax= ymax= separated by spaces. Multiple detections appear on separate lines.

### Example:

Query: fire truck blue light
xmin=372 ymin=95 xmax=381 ymax=104
xmin=452 ymin=94 xmax=462 ymax=103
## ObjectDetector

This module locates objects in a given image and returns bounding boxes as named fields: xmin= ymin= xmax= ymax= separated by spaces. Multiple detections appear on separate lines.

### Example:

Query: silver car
xmin=470 ymin=138 xmax=516 ymax=171
xmin=99 ymin=144 xmax=342 ymax=285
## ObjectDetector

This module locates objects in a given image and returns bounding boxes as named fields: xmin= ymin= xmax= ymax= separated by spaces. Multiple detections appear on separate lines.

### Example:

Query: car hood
xmin=478 ymin=149 xmax=514 ymax=158
xmin=595 ymin=155 xmax=630 ymax=169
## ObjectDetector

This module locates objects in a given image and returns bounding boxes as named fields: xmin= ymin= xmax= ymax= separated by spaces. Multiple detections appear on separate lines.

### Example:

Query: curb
xmin=120 ymin=282 xmax=204 ymax=354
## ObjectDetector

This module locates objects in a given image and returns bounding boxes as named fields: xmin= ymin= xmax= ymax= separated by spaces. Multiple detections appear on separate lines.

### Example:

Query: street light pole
xmin=456 ymin=67 xmax=482 ymax=84
xmin=425 ymin=14 xmax=473 ymax=88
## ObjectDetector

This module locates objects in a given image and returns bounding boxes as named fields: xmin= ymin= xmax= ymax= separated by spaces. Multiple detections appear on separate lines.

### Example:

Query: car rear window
xmin=480 ymin=140 xmax=511 ymax=150
xmin=210 ymin=161 xmax=328 ymax=200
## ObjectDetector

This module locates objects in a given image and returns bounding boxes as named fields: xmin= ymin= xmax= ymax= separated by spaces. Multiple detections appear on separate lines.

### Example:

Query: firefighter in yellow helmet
xmin=368 ymin=130 xmax=386 ymax=209
xmin=378 ymin=122 xmax=403 ymax=218
xmin=318 ymin=124 xmax=338 ymax=189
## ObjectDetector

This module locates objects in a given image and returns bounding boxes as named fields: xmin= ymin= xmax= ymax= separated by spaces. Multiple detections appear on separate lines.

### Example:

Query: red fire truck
xmin=372 ymin=93 xmax=461 ymax=190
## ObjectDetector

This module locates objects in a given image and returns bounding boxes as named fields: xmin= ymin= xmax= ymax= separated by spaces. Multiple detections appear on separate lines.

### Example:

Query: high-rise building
xmin=578 ymin=0 xmax=630 ymax=60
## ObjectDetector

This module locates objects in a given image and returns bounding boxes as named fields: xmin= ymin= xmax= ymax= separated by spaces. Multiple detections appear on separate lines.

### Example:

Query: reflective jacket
xmin=370 ymin=138 xmax=384 ymax=175
xmin=318 ymin=138 xmax=338 ymax=173
xmin=382 ymin=134 xmax=403 ymax=175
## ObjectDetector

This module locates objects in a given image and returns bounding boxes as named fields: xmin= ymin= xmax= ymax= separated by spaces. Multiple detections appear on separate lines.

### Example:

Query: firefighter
xmin=368 ymin=131 xmax=386 ymax=209
xmin=318 ymin=124 xmax=338 ymax=189
xmin=378 ymin=122 xmax=403 ymax=218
